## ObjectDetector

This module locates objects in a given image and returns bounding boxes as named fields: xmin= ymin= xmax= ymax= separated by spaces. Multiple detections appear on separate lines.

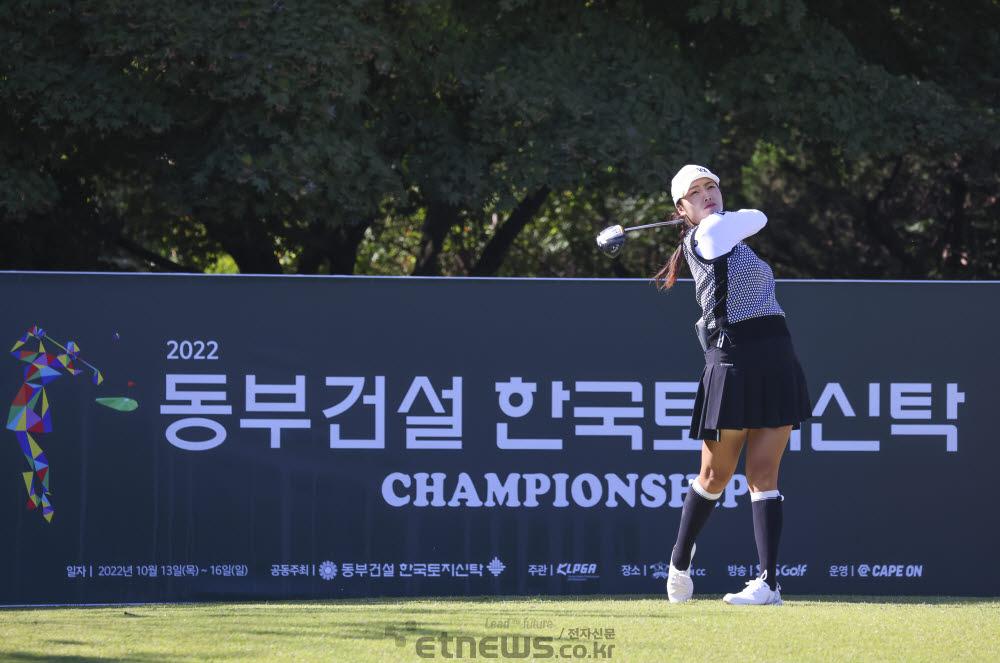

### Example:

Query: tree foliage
xmin=1 ymin=0 xmax=997 ymax=279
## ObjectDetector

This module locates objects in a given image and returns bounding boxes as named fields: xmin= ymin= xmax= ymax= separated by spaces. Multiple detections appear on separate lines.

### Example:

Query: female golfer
xmin=655 ymin=164 xmax=811 ymax=605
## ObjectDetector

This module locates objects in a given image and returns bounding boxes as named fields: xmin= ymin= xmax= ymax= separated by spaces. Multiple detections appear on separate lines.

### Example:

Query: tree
xmin=1 ymin=0 xmax=398 ymax=272
xmin=2 ymin=1 xmax=997 ymax=279
xmin=671 ymin=0 xmax=1000 ymax=279
xmin=366 ymin=1 xmax=717 ymax=276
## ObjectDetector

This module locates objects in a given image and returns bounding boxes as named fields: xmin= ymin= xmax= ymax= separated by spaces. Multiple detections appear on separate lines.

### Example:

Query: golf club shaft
xmin=622 ymin=219 xmax=683 ymax=233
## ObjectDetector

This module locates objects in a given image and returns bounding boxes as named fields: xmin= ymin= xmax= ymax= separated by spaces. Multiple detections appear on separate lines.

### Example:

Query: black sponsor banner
xmin=1 ymin=272 xmax=997 ymax=604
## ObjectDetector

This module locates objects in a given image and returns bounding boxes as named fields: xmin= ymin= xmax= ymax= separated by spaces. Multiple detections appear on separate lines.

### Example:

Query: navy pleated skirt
xmin=689 ymin=315 xmax=812 ymax=441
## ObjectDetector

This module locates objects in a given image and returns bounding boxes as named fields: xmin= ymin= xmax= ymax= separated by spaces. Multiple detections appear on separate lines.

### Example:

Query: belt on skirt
xmin=706 ymin=315 xmax=790 ymax=349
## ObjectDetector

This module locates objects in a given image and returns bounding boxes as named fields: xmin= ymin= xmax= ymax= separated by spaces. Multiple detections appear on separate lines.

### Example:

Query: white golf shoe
xmin=666 ymin=543 xmax=696 ymax=603
xmin=723 ymin=573 xmax=783 ymax=605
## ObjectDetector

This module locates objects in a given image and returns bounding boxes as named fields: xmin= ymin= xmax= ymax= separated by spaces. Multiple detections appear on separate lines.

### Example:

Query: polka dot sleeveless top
xmin=682 ymin=227 xmax=784 ymax=332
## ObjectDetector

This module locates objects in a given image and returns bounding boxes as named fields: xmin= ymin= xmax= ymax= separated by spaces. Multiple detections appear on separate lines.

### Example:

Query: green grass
xmin=1 ymin=595 xmax=998 ymax=662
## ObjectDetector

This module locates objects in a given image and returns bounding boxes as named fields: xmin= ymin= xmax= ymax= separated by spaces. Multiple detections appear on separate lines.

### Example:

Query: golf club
xmin=595 ymin=219 xmax=684 ymax=257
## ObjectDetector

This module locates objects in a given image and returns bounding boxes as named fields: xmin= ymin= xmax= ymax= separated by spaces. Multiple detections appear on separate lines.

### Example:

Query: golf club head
xmin=596 ymin=225 xmax=626 ymax=257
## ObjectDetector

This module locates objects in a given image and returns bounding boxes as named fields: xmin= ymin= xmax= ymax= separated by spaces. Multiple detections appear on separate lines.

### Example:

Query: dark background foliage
xmin=2 ymin=0 xmax=997 ymax=279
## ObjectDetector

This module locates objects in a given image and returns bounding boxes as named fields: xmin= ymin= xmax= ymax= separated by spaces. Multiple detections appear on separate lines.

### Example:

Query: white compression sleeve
xmin=692 ymin=209 xmax=768 ymax=260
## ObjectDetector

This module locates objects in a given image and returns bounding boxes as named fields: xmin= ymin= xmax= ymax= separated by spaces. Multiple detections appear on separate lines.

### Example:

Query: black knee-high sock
xmin=671 ymin=486 xmax=718 ymax=570
xmin=752 ymin=496 xmax=783 ymax=590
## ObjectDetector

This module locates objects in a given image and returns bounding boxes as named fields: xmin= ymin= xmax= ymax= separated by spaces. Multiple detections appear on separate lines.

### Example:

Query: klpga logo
xmin=556 ymin=563 xmax=599 ymax=581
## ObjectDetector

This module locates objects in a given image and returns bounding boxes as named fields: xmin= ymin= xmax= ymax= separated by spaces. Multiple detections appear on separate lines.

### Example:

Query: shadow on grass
xmin=230 ymin=595 xmax=677 ymax=644
xmin=0 ymin=653 xmax=203 ymax=663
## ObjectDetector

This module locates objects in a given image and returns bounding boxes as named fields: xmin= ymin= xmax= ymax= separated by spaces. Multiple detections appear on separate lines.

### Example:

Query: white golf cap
xmin=671 ymin=164 xmax=720 ymax=205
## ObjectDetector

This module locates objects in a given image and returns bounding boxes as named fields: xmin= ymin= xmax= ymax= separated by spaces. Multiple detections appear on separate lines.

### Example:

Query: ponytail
xmin=652 ymin=212 xmax=693 ymax=290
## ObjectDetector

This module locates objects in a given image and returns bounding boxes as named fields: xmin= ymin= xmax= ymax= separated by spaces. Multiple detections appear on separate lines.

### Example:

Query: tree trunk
xmin=468 ymin=186 xmax=551 ymax=277
xmin=327 ymin=221 xmax=371 ymax=275
xmin=205 ymin=216 xmax=284 ymax=275
xmin=859 ymin=159 xmax=922 ymax=278
xmin=412 ymin=202 xmax=461 ymax=276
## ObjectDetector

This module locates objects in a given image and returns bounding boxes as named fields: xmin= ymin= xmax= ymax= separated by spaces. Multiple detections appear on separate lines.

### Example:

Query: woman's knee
xmin=698 ymin=428 xmax=747 ymax=494
xmin=698 ymin=466 xmax=735 ymax=494
xmin=745 ymin=455 xmax=782 ymax=491
xmin=745 ymin=469 xmax=780 ymax=493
